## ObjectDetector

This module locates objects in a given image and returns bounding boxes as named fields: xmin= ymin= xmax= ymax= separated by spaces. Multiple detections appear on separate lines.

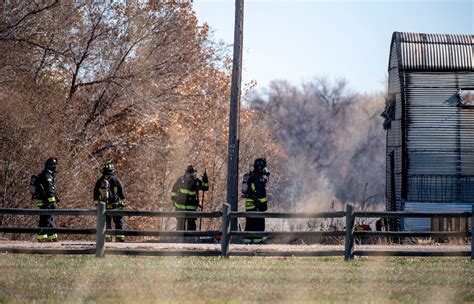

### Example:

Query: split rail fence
xmin=0 ymin=203 xmax=472 ymax=260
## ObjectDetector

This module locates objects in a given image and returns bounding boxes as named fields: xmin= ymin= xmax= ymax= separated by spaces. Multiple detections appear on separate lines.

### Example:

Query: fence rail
xmin=105 ymin=249 xmax=222 ymax=257
xmin=0 ymin=203 xmax=472 ymax=260
xmin=231 ymin=211 xmax=346 ymax=218
xmin=106 ymin=229 xmax=221 ymax=237
xmin=354 ymin=211 xmax=472 ymax=218
xmin=0 ymin=208 xmax=96 ymax=216
xmin=0 ymin=248 xmax=96 ymax=255
xmin=352 ymin=250 xmax=471 ymax=257
xmin=353 ymin=231 xmax=471 ymax=238
xmin=106 ymin=210 xmax=222 ymax=218
xmin=229 ymin=251 xmax=345 ymax=257
xmin=230 ymin=231 xmax=346 ymax=237
xmin=0 ymin=227 xmax=96 ymax=234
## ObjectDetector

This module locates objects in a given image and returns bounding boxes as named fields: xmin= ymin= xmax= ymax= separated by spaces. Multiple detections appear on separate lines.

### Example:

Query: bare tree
xmin=248 ymin=78 xmax=385 ymax=211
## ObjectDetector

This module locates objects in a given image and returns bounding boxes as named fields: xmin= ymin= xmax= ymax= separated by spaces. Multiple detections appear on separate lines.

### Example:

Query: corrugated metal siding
xmin=386 ymin=32 xmax=474 ymax=232
xmin=386 ymin=45 xmax=402 ymax=214
xmin=397 ymin=32 xmax=473 ymax=70
xmin=386 ymin=41 xmax=404 ymax=232
xmin=403 ymin=202 xmax=472 ymax=231
xmin=400 ymin=72 xmax=473 ymax=87
xmin=405 ymin=72 xmax=474 ymax=203
xmin=400 ymin=32 xmax=472 ymax=45
xmin=389 ymin=41 xmax=399 ymax=71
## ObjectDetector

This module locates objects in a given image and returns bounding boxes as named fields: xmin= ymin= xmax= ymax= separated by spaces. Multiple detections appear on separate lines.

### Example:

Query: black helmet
xmin=44 ymin=157 xmax=59 ymax=171
xmin=185 ymin=165 xmax=197 ymax=175
xmin=100 ymin=161 xmax=115 ymax=174
xmin=253 ymin=158 xmax=267 ymax=172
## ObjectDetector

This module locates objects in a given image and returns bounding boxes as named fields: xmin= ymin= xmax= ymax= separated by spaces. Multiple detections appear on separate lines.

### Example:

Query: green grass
xmin=0 ymin=254 xmax=472 ymax=303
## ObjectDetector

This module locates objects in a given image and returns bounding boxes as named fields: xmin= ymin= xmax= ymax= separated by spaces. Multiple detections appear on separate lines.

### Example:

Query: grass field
xmin=0 ymin=254 xmax=472 ymax=303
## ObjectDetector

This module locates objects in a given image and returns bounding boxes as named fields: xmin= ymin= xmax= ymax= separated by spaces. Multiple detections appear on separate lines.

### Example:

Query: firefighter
xmin=242 ymin=158 xmax=270 ymax=244
xmin=93 ymin=161 xmax=126 ymax=242
xmin=171 ymin=165 xmax=209 ymax=231
xmin=33 ymin=157 xmax=60 ymax=242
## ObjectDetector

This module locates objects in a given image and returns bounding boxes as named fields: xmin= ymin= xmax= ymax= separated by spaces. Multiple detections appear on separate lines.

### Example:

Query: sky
xmin=193 ymin=0 xmax=473 ymax=94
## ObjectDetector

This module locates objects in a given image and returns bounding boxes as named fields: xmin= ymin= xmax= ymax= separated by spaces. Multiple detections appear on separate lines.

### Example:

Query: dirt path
xmin=0 ymin=240 xmax=469 ymax=253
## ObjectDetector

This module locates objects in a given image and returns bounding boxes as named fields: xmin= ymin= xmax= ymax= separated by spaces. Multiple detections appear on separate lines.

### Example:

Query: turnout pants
xmin=106 ymin=209 xmax=124 ymax=241
xmin=244 ymin=207 xmax=265 ymax=244
xmin=175 ymin=207 xmax=197 ymax=243
xmin=175 ymin=207 xmax=197 ymax=231
xmin=37 ymin=203 xmax=57 ymax=241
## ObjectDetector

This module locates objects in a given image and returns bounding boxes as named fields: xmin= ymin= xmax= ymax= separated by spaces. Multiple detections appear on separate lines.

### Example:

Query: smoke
xmin=285 ymin=156 xmax=336 ymax=213
xmin=248 ymin=79 xmax=386 ymax=214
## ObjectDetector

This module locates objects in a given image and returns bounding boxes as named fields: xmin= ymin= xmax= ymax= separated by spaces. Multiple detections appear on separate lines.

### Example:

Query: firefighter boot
xmin=37 ymin=234 xmax=48 ymax=242
xmin=47 ymin=233 xmax=58 ymax=242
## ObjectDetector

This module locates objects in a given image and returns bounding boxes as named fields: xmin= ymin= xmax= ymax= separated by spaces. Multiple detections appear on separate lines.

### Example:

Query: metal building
xmin=384 ymin=31 xmax=474 ymax=231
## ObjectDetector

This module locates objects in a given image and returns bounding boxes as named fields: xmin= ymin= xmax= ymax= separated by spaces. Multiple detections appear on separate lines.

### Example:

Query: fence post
xmin=221 ymin=203 xmax=231 ymax=258
xmin=96 ymin=202 xmax=106 ymax=258
xmin=471 ymin=204 xmax=473 ymax=261
xmin=344 ymin=204 xmax=355 ymax=261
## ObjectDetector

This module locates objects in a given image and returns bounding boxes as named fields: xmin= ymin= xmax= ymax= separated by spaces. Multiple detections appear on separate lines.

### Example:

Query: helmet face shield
xmin=185 ymin=172 xmax=196 ymax=180
xmin=262 ymin=167 xmax=270 ymax=176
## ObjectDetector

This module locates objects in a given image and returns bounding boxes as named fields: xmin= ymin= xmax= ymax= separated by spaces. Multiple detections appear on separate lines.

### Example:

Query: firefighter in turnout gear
xmin=242 ymin=158 xmax=270 ymax=244
xmin=93 ymin=162 xmax=126 ymax=242
xmin=171 ymin=165 xmax=209 ymax=231
xmin=32 ymin=157 xmax=60 ymax=242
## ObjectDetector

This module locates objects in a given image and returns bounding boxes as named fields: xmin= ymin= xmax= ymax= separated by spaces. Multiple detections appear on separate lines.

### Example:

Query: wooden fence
xmin=0 ymin=208 xmax=96 ymax=255
xmin=0 ymin=203 xmax=472 ymax=260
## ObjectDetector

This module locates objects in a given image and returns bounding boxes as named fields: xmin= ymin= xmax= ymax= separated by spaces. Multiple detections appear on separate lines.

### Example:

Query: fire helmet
xmin=253 ymin=158 xmax=267 ymax=171
xmin=44 ymin=157 xmax=59 ymax=171
xmin=185 ymin=165 xmax=197 ymax=175
xmin=100 ymin=161 xmax=115 ymax=175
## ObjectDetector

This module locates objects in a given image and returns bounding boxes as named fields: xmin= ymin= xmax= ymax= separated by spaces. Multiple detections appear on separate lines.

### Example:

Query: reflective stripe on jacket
xmin=174 ymin=203 xmax=198 ymax=211
xmin=171 ymin=175 xmax=208 ymax=211
xmin=35 ymin=169 xmax=58 ymax=207
xmin=243 ymin=172 xmax=268 ymax=211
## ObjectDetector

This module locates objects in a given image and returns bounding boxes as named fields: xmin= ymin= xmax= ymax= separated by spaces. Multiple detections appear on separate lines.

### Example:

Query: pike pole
xmin=199 ymin=190 xmax=205 ymax=231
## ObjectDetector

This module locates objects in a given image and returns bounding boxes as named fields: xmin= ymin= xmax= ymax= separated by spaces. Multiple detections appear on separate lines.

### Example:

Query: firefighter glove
xmin=117 ymin=199 xmax=126 ymax=209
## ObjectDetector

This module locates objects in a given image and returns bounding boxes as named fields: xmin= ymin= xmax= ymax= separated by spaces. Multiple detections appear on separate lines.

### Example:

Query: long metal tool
xmin=199 ymin=190 xmax=205 ymax=231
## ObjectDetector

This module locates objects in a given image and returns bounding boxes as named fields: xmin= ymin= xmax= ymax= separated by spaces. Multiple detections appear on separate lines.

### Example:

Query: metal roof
xmin=389 ymin=32 xmax=474 ymax=71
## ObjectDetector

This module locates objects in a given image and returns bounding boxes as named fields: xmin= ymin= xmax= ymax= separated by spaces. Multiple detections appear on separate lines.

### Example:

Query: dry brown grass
xmin=0 ymin=254 xmax=472 ymax=303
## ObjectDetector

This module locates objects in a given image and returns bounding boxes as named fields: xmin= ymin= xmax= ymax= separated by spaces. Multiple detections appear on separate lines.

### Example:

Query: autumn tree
xmin=0 ymin=1 xmax=235 ymax=235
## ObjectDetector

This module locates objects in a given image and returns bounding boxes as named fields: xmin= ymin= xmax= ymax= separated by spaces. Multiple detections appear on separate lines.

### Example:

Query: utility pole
xmin=226 ymin=0 xmax=244 ymax=232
